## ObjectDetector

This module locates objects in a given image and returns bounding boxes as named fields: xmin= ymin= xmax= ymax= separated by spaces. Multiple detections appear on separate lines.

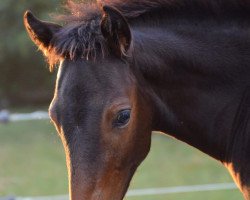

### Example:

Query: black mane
xmin=47 ymin=0 xmax=250 ymax=69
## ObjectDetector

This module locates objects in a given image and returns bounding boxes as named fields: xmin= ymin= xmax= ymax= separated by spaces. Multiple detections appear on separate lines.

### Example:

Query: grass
xmin=0 ymin=120 xmax=243 ymax=199
xmin=0 ymin=120 xmax=67 ymax=195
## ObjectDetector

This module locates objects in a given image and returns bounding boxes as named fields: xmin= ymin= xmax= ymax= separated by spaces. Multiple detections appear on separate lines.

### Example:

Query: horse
xmin=23 ymin=0 xmax=250 ymax=199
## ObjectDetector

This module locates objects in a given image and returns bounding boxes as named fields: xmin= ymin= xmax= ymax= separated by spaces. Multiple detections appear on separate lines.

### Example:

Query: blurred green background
xmin=0 ymin=0 xmax=61 ymax=108
xmin=0 ymin=0 xmax=243 ymax=199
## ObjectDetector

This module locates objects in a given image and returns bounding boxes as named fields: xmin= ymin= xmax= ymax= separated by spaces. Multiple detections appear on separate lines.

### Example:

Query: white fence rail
xmin=0 ymin=111 xmax=49 ymax=123
xmin=10 ymin=183 xmax=237 ymax=200
xmin=9 ymin=111 xmax=49 ymax=122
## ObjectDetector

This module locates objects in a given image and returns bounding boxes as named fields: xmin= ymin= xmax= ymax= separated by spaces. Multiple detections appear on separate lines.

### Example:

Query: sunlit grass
xmin=0 ymin=120 xmax=242 ymax=199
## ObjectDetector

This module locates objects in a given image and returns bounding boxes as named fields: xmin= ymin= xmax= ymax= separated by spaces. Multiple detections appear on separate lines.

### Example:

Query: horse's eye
xmin=113 ymin=109 xmax=131 ymax=128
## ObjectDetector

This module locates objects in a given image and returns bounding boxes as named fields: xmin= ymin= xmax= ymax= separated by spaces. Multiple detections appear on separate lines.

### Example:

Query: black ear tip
xmin=102 ymin=5 xmax=120 ymax=15
xmin=102 ymin=5 xmax=110 ymax=12
xmin=24 ymin=10 xmax=32 ymax=21
xmin=24 ymin=10 xmax=38 ymax=26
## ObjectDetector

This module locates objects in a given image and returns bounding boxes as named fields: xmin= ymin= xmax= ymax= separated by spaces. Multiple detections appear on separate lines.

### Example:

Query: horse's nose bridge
xmin=48 ymin=106 xmax=61 ymax=127
xmin=48 ymin=99 xmax=59 ymax=124
xmin=48 ymin=107 xmax=56 ymax=121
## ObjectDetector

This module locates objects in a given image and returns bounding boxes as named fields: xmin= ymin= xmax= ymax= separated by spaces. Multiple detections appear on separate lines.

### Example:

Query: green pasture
xmin=0 ymin=119 xmax=242 ymax=199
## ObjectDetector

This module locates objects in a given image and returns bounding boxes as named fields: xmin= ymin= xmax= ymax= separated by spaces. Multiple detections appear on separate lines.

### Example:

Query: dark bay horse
xmin=24 ymin=0 xmax=250 ymax=199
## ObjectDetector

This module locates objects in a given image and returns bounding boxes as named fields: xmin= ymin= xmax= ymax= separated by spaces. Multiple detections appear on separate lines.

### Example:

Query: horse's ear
xmin=23 ymin=11 xmax=61 ymax=54
xmin=101 ymin=6 xmax=131 ymax=56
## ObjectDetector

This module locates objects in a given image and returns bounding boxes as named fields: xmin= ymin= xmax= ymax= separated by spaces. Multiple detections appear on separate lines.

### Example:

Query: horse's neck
xmin=132 ymin=20 xmax=250 ymax=161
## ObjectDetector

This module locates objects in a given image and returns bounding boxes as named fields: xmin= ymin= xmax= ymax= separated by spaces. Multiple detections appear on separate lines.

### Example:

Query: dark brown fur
xmin=24 ymin=1 xmax=250 ymax=199
xmin=46 ymin=0 xmax=250 ymax=70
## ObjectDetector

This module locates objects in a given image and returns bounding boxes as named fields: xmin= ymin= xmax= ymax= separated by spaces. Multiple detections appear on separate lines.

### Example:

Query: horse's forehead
xmin=56 ymin=59 xmax=133 ymax=99
xmin=59 ymin=59 xmax=130 ymax=84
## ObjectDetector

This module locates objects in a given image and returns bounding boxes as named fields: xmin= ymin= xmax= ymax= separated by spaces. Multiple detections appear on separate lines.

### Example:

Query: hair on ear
xmin=24 ymin=11 xmax=62 ymax=71
xmin=23 ymin=11 xmax=62 ymax=55
xmin=101 ymin=6 xmax=131 ymax=57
